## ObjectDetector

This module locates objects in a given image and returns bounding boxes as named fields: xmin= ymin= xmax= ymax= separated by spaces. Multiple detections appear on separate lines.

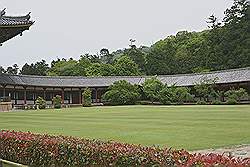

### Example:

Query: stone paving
xmin=192 ymin=145 xmax=250 ymax=159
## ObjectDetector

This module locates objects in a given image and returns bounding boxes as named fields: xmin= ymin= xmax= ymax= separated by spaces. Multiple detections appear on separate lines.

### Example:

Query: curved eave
xmin=0 ymin=23 xmax=34 ymax=28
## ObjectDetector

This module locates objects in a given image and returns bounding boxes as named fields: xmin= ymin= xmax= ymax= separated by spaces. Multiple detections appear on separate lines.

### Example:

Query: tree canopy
xmin=1 ymin=0 xmax=249 ymax=77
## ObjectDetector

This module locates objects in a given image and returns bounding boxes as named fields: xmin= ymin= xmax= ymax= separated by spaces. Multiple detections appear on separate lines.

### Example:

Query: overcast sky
xmin=0 ymin=0 xmax=234 ymax=68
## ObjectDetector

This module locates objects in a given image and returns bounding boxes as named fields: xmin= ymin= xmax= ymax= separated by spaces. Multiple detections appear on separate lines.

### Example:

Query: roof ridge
xmin=158 ymin=67 xmax=250 ymax=78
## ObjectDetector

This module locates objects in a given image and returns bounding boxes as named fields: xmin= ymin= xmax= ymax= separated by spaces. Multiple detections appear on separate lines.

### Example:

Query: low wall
xmin=0 ymin=102 xmax=12 ymax=112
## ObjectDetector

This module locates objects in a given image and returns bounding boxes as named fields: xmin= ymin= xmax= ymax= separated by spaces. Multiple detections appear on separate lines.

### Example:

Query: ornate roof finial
xmin=0 ymin=8 xmax=6 ymax=16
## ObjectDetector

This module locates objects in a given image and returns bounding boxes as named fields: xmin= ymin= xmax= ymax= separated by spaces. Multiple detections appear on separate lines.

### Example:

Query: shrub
xmin=82 ymin=87 xmax=92 ymax=107
xmin=102 ymin=80 xmax=140 ymax=105
xmin=196 ymin=100 xmax=207 ymax=105
xmin=226 ymin=98 xmax=238 ymax=105
xmin=172 ymin=87 xmax=193 ymax=104
xmin=143 ymin=77 xmax=164 ymax=103
xmin=225 ymin=88 xmax=248 ymax=102
xmin=35 ymin=96 xmax=46 ymax=109
xmin=211 ymin=100 xmax=223 ymax=105
xmin=158 ymin=86 xmax=174 ymax=104
xmin=0 ymin=130 xmax=249 ymax=167
xmin=52 ymin=95 xmax=62 ymax=109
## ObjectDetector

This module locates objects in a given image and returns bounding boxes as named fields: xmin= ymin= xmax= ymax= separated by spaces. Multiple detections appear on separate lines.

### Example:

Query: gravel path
xmin=192 ymin=145 xmax=250 ymax=159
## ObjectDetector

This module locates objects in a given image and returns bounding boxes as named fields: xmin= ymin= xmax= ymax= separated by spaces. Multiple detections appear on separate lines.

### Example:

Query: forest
xmin=1 ymin=0 xmax=249 ymax=76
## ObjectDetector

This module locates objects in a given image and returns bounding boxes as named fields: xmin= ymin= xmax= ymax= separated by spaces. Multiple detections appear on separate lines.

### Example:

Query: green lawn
xmin=0 ymin=105 xmax=250 ymax=151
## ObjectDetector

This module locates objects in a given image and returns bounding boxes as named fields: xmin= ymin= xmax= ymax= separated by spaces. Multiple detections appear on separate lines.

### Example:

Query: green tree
xmin=20 ymin=60 xmax=49 ymax=76
xmin=143 ymin=77 xmax=164 ymax=103
xmin=172 ymin=87 xmax=192 ymax=104
xmin=113 ymin=56 xmax=141 ymax=76
xmin=82 ymin=87 xmax=92 ymax=107
xmin=225 ymin=88 xmax=248 ymax=102
xmin=102 ymin=80 xmax=140 ymax=105
xmin=194 ymin=78 xmax=218 ymax=102
xmin=52 ymin=95 xmax=62 ymax=109
xmin=6 ymin=64 xmax=19 ymax=75
xmin=158 ymin=86 xmax=174 ymax=104
xmin=35 ymin=96 xmax=46 ymax=109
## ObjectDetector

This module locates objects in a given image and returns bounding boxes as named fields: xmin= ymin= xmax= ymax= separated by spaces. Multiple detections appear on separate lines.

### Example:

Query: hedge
xmin=0 ymin=130 xmax=250 ymax=167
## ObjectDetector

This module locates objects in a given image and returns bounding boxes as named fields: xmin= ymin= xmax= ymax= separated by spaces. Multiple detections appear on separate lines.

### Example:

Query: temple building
xmin=0 ymin=8 xmax=34 ymax=45
xmin=0 ymin=67 xmax=249 ymax=108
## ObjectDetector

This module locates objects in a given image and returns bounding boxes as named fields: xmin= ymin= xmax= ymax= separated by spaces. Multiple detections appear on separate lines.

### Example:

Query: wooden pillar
xmin=79 ymin=88 xmax=82 ymax=104
xmin=3 ymin=85 xmax=6 ymax=97
xmin=43 ymin=88 xmax=46 ymax=100
xmin=24 ymin=87 xmax=27 ymax=105
xmin=14 ymin=86 xmax=17 ymax=105
xmin=33 ymin=87 xmax=36 ymax=104
xmin=70 ymin=88 xmax=72 ymax=104
xmin=61 ymin=88 xmax=65 ymax=104
xmin=95 ymin=88 xmax=98 ymax=103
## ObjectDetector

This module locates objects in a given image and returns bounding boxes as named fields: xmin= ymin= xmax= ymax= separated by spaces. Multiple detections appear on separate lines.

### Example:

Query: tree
xmin=113 ymin=56 xmax=141 ymax=76
xmin=82 ymin=87 xmax=92 ymax=107
xmin=35 ymin=96 xmax=46 ymax=109
xmin=0 ymin=66 xmax=5 ymax=74
xmin=158 ymin=86 xmax=175 ymax=104
xmin=143 ymin=77 xmax=164 ymax=103
xmin=20 ymin=60 xmax=49 ymax=76
xmin=194 ymin=78 xmax=219 ymax=102
xmin=102 ymin=80 xmax=140 ymax=105
xmin=172 ymin=87 xmax=192 ymax=104
xmin=48 ymin=59 xmax=79 ymax=76
xmin=100 ymin=48 xmax=114 ymax=64
xmin=225 ymin=88 xmax=248 ymax=102
xmin=86 ymin=63 xmax=115 ymax=76
xmin=6 ymin=64 xmax=18 ymax=75
xmin=52 ymin=95 xmax=62 ymax=109
xmin=125 ymin=48 xmax=146 ymax=72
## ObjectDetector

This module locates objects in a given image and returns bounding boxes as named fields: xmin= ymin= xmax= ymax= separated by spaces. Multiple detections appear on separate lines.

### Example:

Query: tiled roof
xmin=0 ymin=9 xmax=34 ymax=26
xmin=0 ymin=68 xmax=249 ymax=88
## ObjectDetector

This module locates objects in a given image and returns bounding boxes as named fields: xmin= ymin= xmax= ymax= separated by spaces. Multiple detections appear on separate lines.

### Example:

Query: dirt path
xmin=192 ymin=145 xmax=250 ymax=159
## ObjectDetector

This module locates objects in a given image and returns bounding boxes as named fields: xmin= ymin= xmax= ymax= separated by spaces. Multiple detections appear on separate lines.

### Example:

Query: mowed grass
xmin=0 ymin=105 xmax=250 ymax=151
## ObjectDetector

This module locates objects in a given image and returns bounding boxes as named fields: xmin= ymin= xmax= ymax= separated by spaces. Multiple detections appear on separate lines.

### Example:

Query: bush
xmin=196 ymin=100 xmax=207 ymax=105
xmin=82 ymin=87 xmax=92 ymax=107
xmin=158 ymin=86 xmax=174 ymax=105
xmin=0 ymin=130 xmax=249 ymax=167
xmin=211 ymin=100 xmax=223 ymax=105
xmin=172 ymin=87 xmax=192 ymax=104
xmin=35 ymin=96 xmax=46 ymax=109
xmin=143 ymin=77 xmax=164 ymax=103
xmin=52 ymin=95 xmax=62 ymax=109
xmin=226 ymin=98 xmax=238 ymax=105
xmin=225 ymin=88 xmax=248 ymax=102
xmin=102 ymin=80 xmax=140 ymax=105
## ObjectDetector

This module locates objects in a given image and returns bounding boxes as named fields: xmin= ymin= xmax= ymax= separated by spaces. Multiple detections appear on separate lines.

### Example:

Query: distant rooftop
xmin=0 ymin=8 xmax=34 ymax=44
xmin=0 ymin=67 xmax=249 ymax=88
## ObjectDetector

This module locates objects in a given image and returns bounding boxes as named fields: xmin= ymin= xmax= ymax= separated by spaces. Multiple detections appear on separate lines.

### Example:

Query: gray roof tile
xmin=0 ymin=68 xmax=249 ymax=88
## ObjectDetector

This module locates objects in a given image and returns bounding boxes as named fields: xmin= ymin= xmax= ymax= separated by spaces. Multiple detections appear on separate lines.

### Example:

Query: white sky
xmin=0 ymin=0 xmax=234 ymax=68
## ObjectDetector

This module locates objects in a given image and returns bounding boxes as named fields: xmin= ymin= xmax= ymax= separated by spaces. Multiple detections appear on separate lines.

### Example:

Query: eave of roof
xmin=0 ymin=9 xmax=34 ymax=27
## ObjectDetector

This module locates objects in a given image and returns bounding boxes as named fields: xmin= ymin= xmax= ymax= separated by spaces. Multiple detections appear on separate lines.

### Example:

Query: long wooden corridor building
xmin=0 ymin=67 xmax=249 ymax=107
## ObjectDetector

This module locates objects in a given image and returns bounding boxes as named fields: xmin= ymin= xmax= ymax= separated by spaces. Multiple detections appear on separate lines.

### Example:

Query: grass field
xmin=0 ymin=105 xmax=250 ymax=151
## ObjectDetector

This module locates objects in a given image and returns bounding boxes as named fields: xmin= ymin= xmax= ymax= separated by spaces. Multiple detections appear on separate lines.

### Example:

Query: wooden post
xmin=95 ymin=88 xmax=98 ymax=103
xmin=61 ymin=88 xmax=65 ymax=104
xmin=43 ymin=88 xmax=46 ymax=100
xmin=14 ymin=86 xmax=17 ymax=105
xmin=79 ymin=88 xmax=82 ymax=104
xmin=3 ymin=85 xmax=6 ymax=97
xmin=33 ymin=87 xmax=36 ymax=104
xmin=24 ymin=87 xmax=27 ymax=105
